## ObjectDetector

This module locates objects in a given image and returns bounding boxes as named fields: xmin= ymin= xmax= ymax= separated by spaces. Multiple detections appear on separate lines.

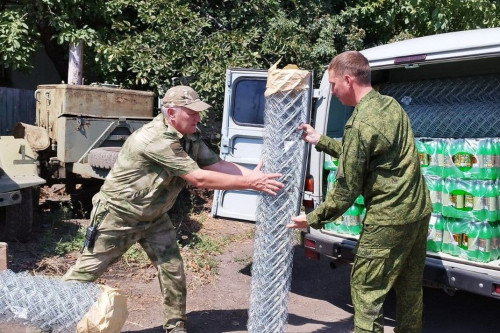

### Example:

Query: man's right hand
xmin=298 ymin=123 xmax=321 ymax=145
xmin=248 ymin=161 xmax=284 ymax=195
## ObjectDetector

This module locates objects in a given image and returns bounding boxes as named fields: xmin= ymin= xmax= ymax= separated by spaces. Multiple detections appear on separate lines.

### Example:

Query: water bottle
xmin=327 ymin=169 xmax=336 ymax=193
xmin=491 ymin=221 xmax=499 ymax=260
xmin=477 ymin=138 xmax=497 ymax=179
xmin=424 ymin=175 xmax=443 ymax=213
xmin=495 ymin=221 xmax=500 ymax=260
xmin=442 ymin=178 xmax=473 ymax=219
xmin=323 ymin=222 xmax=334 ymax=231
xmin=323 ymin=215 xmax=343 ymax=233
xmin=442 ymin=178 xmax=455 ymax=218
xmin=434 ymin=213 xmax=444 ymax=252
xmin=343 ymin=204 xmax=363 ymax=235
xmin=466 ymin=221 xmax=479 ymax=261
xmin=333 ymin=216 xmax=343 ymax=233
xmin=453 ymin=219 xmax=468 ymax=257
xmin=471 ymin=180 xmax=487 ymax=221
xmin=324 ymin=154 xmax=338 ymax=170
xmin=416 ymin=138 xmax=432 ymax=174
xmin=441 ymin=217 xmax=465 ymax=256
xmin=449 ymin=138 xmax=476 ymax=179
xmin=496 ymin=179 xmax=500 ymax=211
xmin=477 ymin=222 xmax=493 ymax=262
xmin=438 ymin=138 xmax=453 ymax=178
xmin=427 ymin=213 xmax=443 ymax=252
xmin=495 ymin=138 xmax=500 ymax=176
xmin=485 ymin=180 xmax=498 ymax=222
xmin=441 ymin=217 xmax=453 ymax=255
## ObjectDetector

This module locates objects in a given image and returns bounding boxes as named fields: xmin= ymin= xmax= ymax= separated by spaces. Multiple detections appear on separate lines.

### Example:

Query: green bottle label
xmin=473 ymin=196 xmax=486 ymax=210
xmin=492 ymin=237 xmax=498 ymax=250
xmin=418 ymin=152 xmax=430 ymax=166
xmin=452 ymin=233 xmax=461 ymax=246
xmin=465 ymin=193 xmax=474 ymax=209
xmin=452 ymin=194 xmax=465 ymax=209
xmin=442 ymin=193 xmax=452 ymax=207
xmin=468 ymin=236 xmax=478 ymax=251
xmin=481 ymin=155 xmax=495 ymax=168
xmin=478 ymin=238 xmax=492 ymax=252
xmin=453 ymin=153 xmax=473 ymax=168
xmin=461 ymin=234 xmax=468 ymax=250
xmin=344 ymin=215 xmax=360 ymax=227
xmin=487 ymin=197 xmax=498 ymax=212
xmin=443 ymin=230 xmax=452 ymax=244
xmin=435 ymin=229 xmax=443 ymax=242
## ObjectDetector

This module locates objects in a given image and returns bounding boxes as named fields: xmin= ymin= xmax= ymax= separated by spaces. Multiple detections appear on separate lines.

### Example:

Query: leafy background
xmin=1 ymin=0 xmax=499 ymax=122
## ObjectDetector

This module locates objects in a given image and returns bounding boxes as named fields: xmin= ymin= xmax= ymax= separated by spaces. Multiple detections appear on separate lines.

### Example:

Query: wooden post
xmin=0 ymin=242 xmax=8 ymax=270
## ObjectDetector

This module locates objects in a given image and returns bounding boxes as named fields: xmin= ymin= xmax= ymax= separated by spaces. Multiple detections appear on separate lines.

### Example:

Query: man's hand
xmin=286 ymin=214 xmax=309 ymax=229
xmin=298 ymin=123 xmax=321 ymax=145
xmin=248 ymin=161 xmax=284 ymax=195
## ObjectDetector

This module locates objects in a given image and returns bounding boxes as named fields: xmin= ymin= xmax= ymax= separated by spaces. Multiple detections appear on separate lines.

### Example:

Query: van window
xmin=326 ymin=97 xmax=353 ymax=138
xmin=232 ymin=78 xmax=266 ymax=126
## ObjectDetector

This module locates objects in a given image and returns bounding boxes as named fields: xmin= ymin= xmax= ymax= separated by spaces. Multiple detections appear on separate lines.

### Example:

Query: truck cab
xmin=211 ymin=27 xmax=500 ymax=299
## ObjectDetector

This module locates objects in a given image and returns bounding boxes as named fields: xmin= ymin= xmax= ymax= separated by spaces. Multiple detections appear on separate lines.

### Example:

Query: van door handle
xmin=221 ymin=144 xmax=237 ymax=154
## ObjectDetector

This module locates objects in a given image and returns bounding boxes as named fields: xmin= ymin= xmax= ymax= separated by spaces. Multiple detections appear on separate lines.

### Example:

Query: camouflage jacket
xmin=307 ymin=89 xmax=432 ymax=228
xmin=97 ymin=114 xmax=220 ymax=221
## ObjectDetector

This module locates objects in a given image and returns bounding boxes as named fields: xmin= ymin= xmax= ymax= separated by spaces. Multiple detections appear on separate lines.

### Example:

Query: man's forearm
xmin=316 ymin=135 xmax=342 ymax=157
xmin=203 ymin=160 xmax=252 ymax=176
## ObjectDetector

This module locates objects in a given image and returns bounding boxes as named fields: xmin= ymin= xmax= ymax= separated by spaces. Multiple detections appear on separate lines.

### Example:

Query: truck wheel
xmin=88 ymin=147 xmax=121 ymax=169
xmin=4 ymin=188 xmax=33 ymax=242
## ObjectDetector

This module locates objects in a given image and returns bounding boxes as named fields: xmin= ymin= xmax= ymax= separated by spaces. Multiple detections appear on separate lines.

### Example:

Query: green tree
xmin=1 ymin=0 xmax=499 ymax=118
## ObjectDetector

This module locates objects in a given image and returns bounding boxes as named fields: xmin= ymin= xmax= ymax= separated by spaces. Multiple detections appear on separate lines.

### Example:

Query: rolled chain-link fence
xmin=0 ymin=270 xmax=101 ymax=332
xmin=379 ymin=74 xmax=500 ymax=138
xmin=247 ymin=65 xmax=311 ymax=333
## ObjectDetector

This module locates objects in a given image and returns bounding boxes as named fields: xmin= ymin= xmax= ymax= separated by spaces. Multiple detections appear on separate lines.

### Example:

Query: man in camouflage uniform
xmin=63 ymin=85 xmax=284 ymax=333
xmin=287 ymin=51 xmax=432 ymax=332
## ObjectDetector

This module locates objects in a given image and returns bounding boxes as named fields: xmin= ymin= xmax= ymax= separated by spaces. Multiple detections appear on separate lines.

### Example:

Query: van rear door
xmin=210 ymin=69 xmax=268 ymax=221
xmin=211 ymin=67 xmax=315 ymax=221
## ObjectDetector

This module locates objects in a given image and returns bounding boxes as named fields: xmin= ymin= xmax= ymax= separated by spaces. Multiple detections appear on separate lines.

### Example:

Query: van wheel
xmin=88 ymin=147 xmax=121 ymax=169
xmin=3 ymin=188 xmax=33 ymax=242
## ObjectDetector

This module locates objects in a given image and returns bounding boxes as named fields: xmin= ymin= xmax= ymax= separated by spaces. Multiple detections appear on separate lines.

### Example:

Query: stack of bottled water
xmin=419 ymin=138 xmax=500 ymax=262
xmin=322 ymin=153 xmax=365 ymax=236
xmin=0 ymin=270 xmax=101 ymax=332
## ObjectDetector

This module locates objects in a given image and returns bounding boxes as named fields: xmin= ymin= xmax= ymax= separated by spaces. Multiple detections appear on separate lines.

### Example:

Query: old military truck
xmin=6 ymin=84 xmax=154 ymax=239
xmin=0 ymin=137 xmax=46 ymax=241
xmin=211 ymin=27 xmax=500 ymax=299
xmin=14 ymin=84 xmax=154 ymax=189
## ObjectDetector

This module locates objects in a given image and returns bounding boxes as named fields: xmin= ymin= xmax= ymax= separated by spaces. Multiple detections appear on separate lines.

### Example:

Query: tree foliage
xmin=1 ymin=0 xmax=499 ymax=116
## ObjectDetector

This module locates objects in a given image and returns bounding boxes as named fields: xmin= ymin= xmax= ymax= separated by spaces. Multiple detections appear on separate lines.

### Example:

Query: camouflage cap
xmin=162 ymin=85 xmax=212 ymax=112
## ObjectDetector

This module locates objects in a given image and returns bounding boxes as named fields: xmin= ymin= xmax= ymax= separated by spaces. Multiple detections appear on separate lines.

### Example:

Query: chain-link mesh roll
xmin=247 ymin=67 xmax=311 ymax=333
xmin=0 ymin=270 xmax=101 ymax=332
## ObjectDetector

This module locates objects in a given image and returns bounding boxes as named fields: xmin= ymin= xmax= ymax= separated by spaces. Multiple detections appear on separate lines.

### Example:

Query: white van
xmin=211 ymin=27 xmax=500 ymax=299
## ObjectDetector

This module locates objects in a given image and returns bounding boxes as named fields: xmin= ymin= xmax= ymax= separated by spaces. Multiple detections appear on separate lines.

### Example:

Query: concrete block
xmin=0 ymin=242 xmax=8 ymax=270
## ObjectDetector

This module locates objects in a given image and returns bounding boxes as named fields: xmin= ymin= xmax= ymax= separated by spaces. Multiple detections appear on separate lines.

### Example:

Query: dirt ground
xmin=1 ymin=218 xmax=357 ymax=333
xmin=96 ymin=217 xmax=358 ymax=333
xmin=3 ymin=187 xmax=500 ymax=333
xmin=4 ymin=209 xmax=500 ymax=333
xmin=1 ymin=192 xmax=357 ymax=333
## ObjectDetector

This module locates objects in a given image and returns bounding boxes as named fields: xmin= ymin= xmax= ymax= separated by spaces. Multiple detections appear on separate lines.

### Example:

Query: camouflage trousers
xmin=351 ymin=214 xmax=430 ymax=333
xmin=63 ymin=198 xmax=186 ymax=330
